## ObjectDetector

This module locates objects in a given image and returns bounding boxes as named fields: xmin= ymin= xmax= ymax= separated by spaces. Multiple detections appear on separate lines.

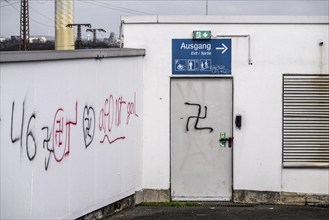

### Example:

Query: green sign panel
xmin=193 ymin=31 xmax=211 ymax=40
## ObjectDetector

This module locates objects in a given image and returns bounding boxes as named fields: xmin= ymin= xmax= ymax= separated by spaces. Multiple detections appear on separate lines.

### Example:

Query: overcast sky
xmin=1 ymin=0 xmax=328 ymax=39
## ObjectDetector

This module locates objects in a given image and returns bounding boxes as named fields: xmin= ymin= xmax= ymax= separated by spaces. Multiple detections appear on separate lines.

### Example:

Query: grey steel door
xmin=171 ymin=78 xmax=233 ymax=201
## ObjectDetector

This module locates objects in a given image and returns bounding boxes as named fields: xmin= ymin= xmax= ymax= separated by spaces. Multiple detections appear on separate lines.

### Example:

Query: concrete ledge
xmin=142 ymin=189 xmax=171 ymax=203
xmin=0 ymin=48 xmax=145 ymax=63
xmin=77 ymin=189 xmax=170 ymax=219
xmin=135 ymin=190 xmax=144 ymax=205
xmin=77 ymin=195 xmax=135 ymax=220
xmin=122 ymin=15 xmax=329 ymax=25
xmin=77 ymin=190 xmax=328 ymax=219
xmin=234 ymin=190 xmax=329 ymax=206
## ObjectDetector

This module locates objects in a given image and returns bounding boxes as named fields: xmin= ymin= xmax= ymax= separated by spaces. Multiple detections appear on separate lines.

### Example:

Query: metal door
xmin=171 ymin=77 xmax=233 ymax=201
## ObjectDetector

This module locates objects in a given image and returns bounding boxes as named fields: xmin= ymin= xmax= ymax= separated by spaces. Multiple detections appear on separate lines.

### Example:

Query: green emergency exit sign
xmin=193 ymin=31 xmax=211 ymax=39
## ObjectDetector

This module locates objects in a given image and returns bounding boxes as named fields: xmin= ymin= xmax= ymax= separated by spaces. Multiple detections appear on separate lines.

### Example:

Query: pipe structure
xmin=215 ymin=34 xmax=252 ymax=65
xmin=55 ymin=0 xmax=74 ymax=50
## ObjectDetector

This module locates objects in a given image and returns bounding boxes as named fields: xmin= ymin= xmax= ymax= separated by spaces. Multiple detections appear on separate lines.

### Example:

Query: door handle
xmin=219 ymin=137 xmax=234 ymax=148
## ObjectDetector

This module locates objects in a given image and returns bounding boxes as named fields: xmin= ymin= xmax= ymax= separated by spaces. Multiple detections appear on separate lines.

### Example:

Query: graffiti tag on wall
xmin=9 ymin=93 xmax=139 ymax=171
xmin=184 ymin=102 xmax=213 ymax=133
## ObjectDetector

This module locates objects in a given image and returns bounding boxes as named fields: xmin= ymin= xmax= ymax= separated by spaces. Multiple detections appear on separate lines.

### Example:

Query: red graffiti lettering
xmin=116 ymin=96 xmax=126 ymax=127
xmin=99 ymin=95 xmax=125 ymax=144
xmin=99 ymin=93 xmax=138 ymax=144
xmin=100 ymin=136 xmax=126 ymax=144
xmin=127 ymin=92 xmax=139 ymax=125
xmin=52 ymin=102 xmax=78 ymax=162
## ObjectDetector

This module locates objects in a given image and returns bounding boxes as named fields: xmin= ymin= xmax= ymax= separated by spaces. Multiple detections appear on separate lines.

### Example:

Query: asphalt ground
xmin=107 ymin=203 xmax=329 ymax=220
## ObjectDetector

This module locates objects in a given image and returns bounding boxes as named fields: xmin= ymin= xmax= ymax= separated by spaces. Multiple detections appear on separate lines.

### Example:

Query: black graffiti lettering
xmin=26 ymin=114 xmax=36 ymax=161
xmin=82 ymin=105 xmax=95 ymax=148
xmin=10 ymin=102 xmax=19 ymax=143
xmin=42 ymin=126 xmax=53 ymax=171
xmin=11 ymin=101 xmax=37 ymax=160
xmin=10 ymin=101 xmax=24 ymax=146
xmin=185 ymin=102 xmax=213 ymax=133
xmin=20 ymin=102 xmax=25 ymax=148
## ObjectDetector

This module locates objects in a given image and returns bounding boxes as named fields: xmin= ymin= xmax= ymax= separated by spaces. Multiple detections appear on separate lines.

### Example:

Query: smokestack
xmin=55 ymin=0 xmax=74 ymax=50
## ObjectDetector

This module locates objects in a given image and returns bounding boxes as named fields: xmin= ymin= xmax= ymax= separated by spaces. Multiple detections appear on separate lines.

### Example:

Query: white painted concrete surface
xmin=0 ymin=51 xmax=144 ymax=219
xmin=122 ymin=16 xmax=328 ymax=195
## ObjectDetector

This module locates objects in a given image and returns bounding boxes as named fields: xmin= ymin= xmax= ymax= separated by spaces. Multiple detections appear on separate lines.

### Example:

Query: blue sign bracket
xmin=172 ymin=39 xmax=232 ymax=75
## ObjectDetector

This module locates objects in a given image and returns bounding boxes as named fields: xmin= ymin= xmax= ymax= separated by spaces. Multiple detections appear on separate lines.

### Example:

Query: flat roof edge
xmin=0 ymin=48 xmax=145 ymax=63
xmin=122 ymin=15 xmax=329 ymax=24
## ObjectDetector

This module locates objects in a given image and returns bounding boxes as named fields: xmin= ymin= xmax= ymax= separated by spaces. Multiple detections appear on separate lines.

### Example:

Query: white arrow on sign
xmin=215 ymin=43 xmax=228 ymax=54
xmin=203 ymin=32 xmax=209 ymax=38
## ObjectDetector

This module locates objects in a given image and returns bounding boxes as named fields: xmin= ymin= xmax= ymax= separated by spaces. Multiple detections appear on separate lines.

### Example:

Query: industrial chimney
xmin=55 ymin=0 xmax=74 ymax=50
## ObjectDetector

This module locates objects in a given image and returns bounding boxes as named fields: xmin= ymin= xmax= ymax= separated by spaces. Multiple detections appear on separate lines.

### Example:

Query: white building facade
xmin=1 ymin=16 xmax=328 ymax=220
xmin=122 ymin=16 xmax=329 ymax=204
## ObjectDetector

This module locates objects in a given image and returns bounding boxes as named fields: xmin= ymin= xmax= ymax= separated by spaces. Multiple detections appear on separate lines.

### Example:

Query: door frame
xmin=169 ymin=75 xmax=234 ymax=201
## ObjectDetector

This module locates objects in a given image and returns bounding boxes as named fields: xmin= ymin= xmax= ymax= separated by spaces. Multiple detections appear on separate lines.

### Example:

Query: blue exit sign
xmin=172 ymin=39 xmax=232 ymax=75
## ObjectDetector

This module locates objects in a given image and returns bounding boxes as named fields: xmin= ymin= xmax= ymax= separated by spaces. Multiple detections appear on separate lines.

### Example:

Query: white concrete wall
xmin=0 ymin=53 xmax=143 ymax=219
xmin=122 ymin=16 xmax=329 ymax=194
